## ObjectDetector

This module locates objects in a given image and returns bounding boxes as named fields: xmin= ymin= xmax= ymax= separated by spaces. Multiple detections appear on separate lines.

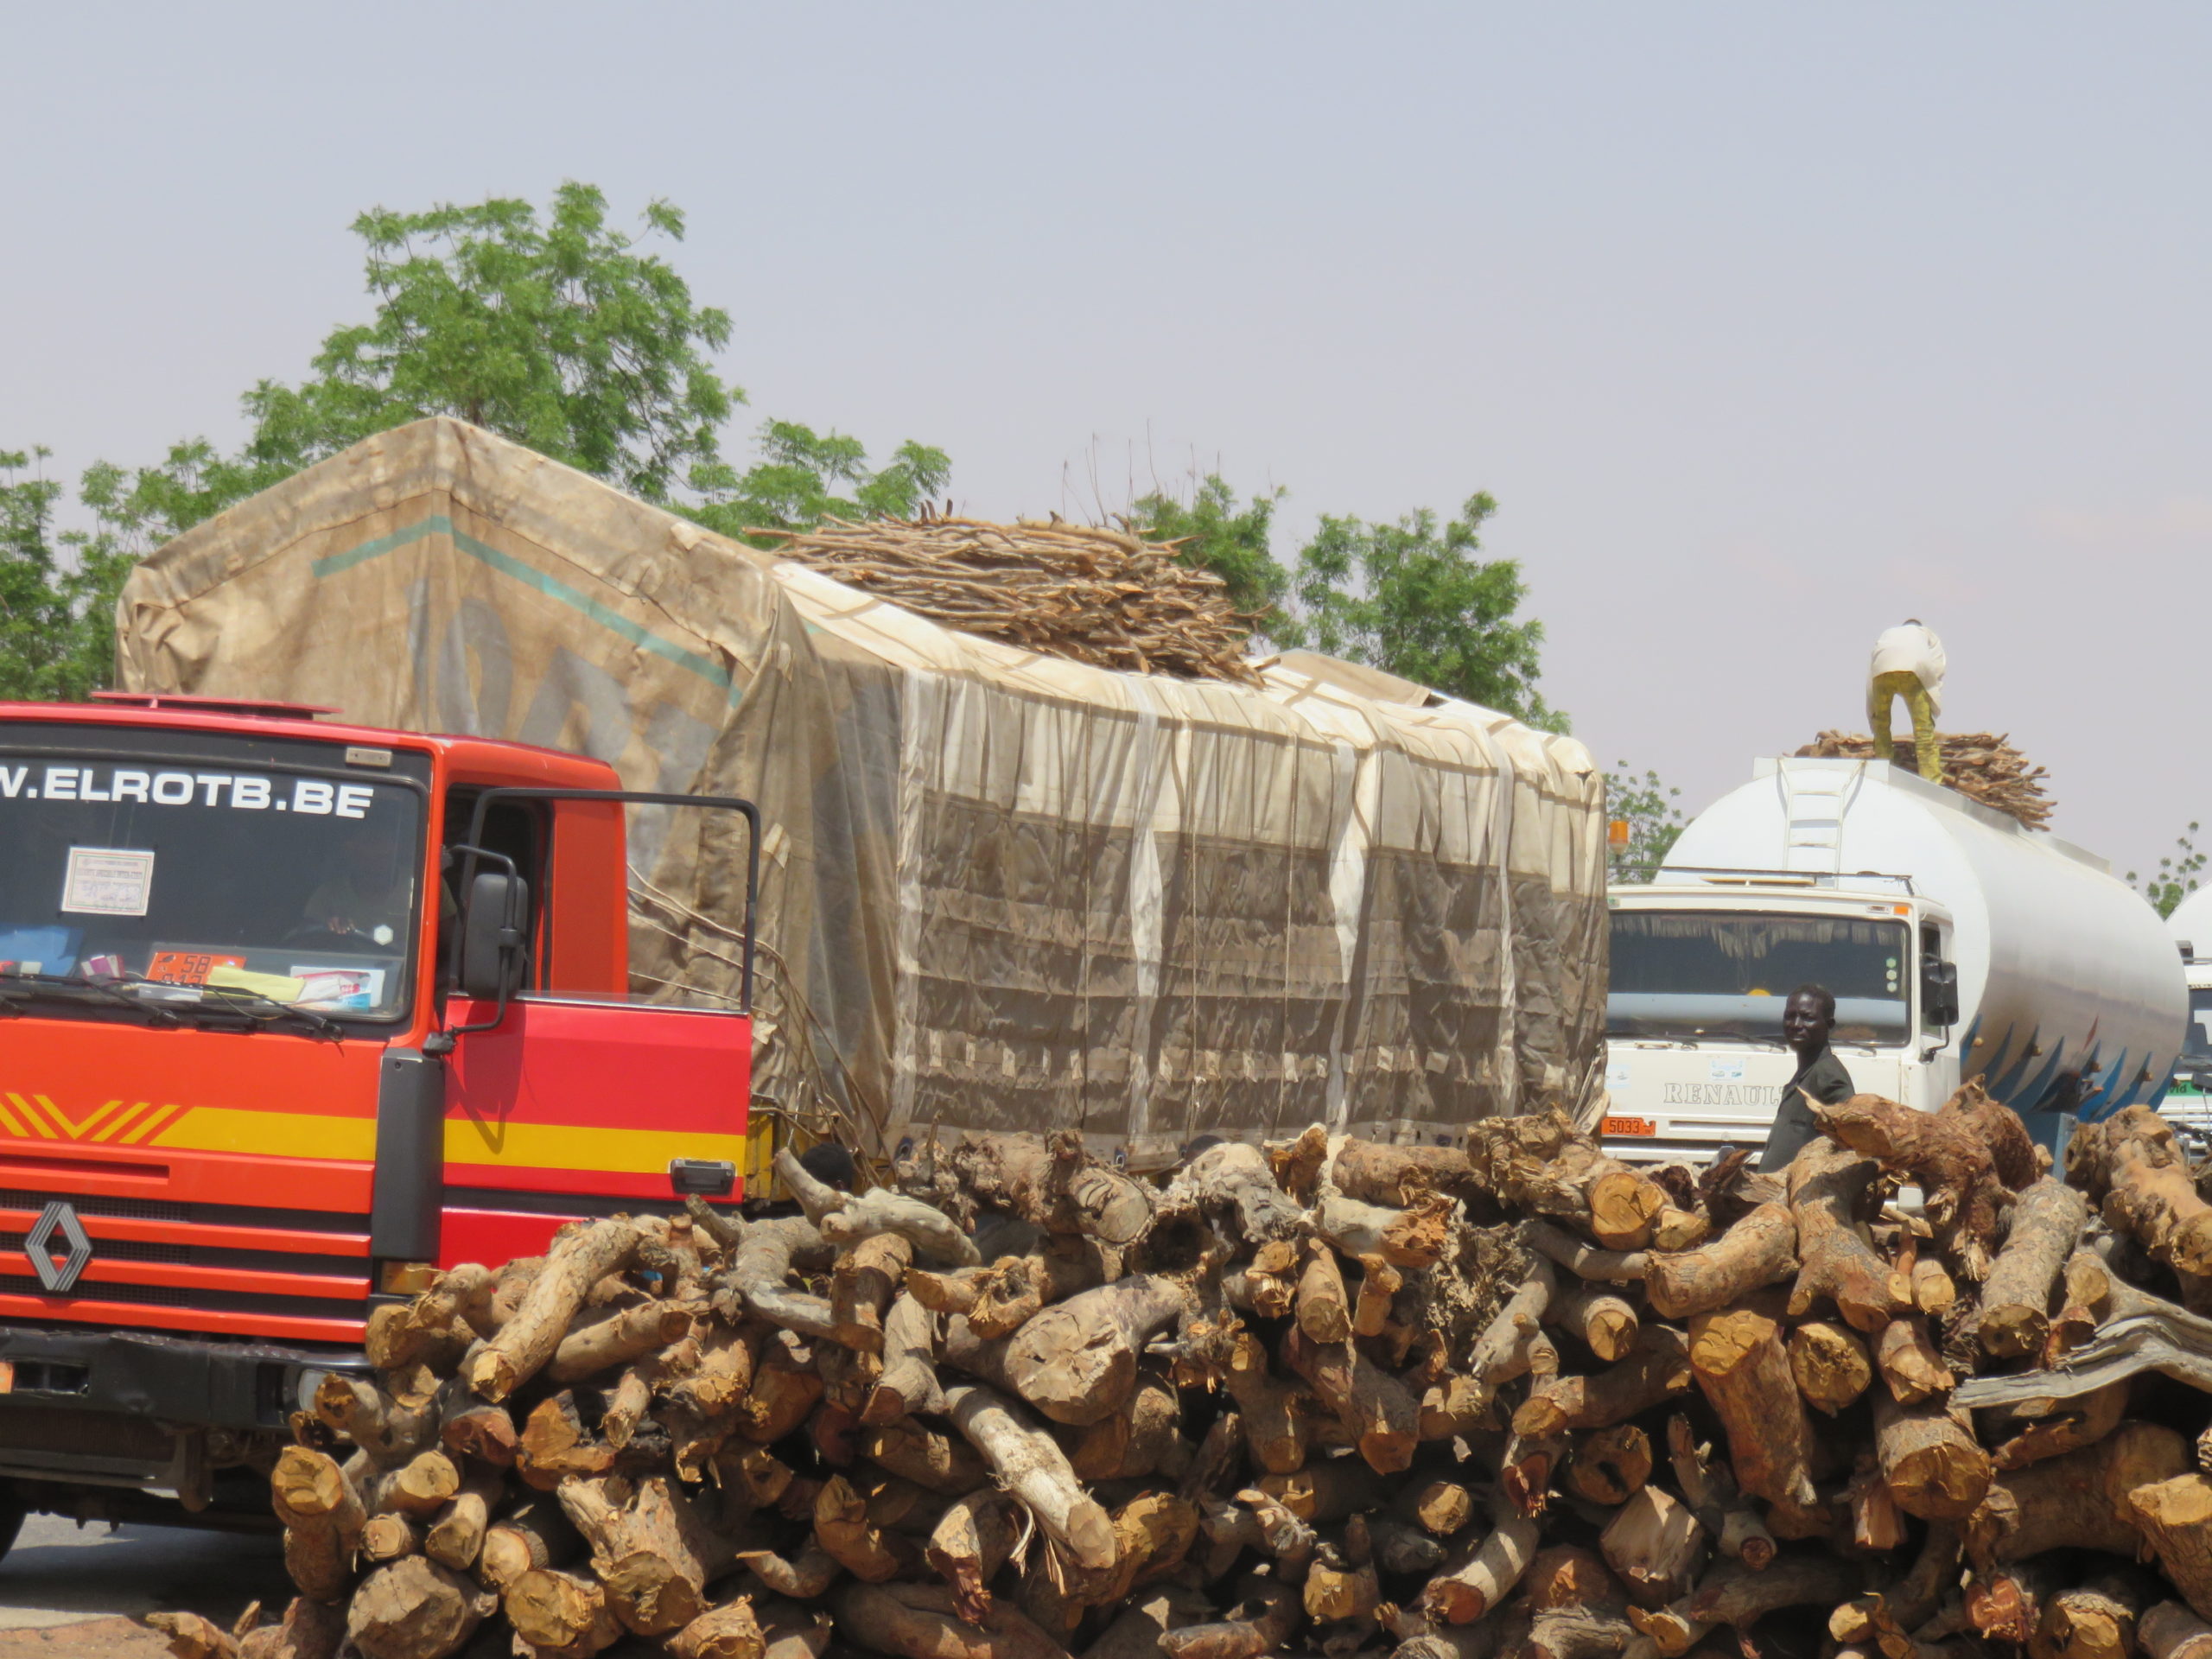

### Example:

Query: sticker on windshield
xmin=3 ymin=764 xmax=377 ymax=817
xmin=60 ymin=848 xmax=155 ymax=916
xmin=147 ymin=950 xmax=245 ymax=985
xmin=289 ymin=967 xmax=385 ymax=1011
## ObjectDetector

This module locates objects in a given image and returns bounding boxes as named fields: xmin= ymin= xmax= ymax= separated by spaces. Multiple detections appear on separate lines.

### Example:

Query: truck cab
xmin=1601 ymin=870 xmax=1960 ymax=1162
xmin=0 ymin=696 xmax=753 ymax=1539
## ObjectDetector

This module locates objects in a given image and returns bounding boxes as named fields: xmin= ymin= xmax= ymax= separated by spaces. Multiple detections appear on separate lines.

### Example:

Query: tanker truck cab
xmin=1603 ymin=755 xmax=2183 ymax=1166
xmin=1603 ymin=873 xmax=1961 ymax=1163
xmin=0 ymin=695 xmax=755 ymax=1546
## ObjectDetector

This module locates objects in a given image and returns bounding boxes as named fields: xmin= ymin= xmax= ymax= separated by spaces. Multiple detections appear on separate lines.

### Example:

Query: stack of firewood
xmin=753 ymin=514 xmax=1263 ymax=686
xmin=1796 ymin=732 xmax=2056 ymax=830
xmin=149 ymin=1098 xmax=2212 ymax=1659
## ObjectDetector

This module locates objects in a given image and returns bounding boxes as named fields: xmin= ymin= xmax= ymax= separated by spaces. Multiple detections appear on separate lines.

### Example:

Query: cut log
xmin=969 ymin=1242 xmax=1108 ymax=1340
xmin=1422 ymin=1490 xmax=1541 ymax=1625
xmin=864 ymin=1293 xmax=944 ymax=1425
xmin=943 ymin=1382 xmax=1116 ymax=1572
xmin=667 ymin=1601 xmax=768 ymax=1659
xmin=1974 ymin=1421 xmax=2190 ymax=1565
xmin=479 ymin=1493 xmax=582 ymax=1592
xmin=1684 ymin=1552 xmax=1859 ymax=1629
xmin=1786 ymin=1143 xmax=1911 ymax=1332
xmin=361 ymin=1512 xmax=425 ymax=1562
xmin=467 ymin=1218 xmax=646 ymax=1402
xmin=367 ymin=1450 xmax=462 ymax=1517
xmin=504 ymin=1567 xmax=622 ymax=1659
xmin=734 ymin=1539 xmax=840 ymax=1599
xmin=1915 ymin=1255 xmax=1960 ymax=1317
xmin=834 ymin=1580 xmax=1078 ymax=1659
xmin=346 ymin=1557 xmax=494 ymax=1659
xmin=561 ymin=1474 xmax=735 ymax=1634
xmin=1990 ymin=1378 xmax=2130 ymax=1470
xmin=1979 ymin=1177 xmax=2088 ymax=1359
xmin=146 ymin=1613 xmax=237 ymax=1659
xmin=813 ymin=1472 xmax=918 ymax=1584
xmin=2131 ymin=1476 xmax=2212 ymax=1622
xmin=1256 ymin=1458 xmax=1384 ymax=1522
xmin=1313 ymin=1192 xmax=1457 ymax=1268
xmin=863 ymin=1420 xmax=988 ymax=1493
xmin=1650 ymin=1209 xmax=1709 ymax=1253
xmin=1514 ymin=1327 xmax=1692 ymax=1439
xmin=1646 ymin=1205 xmax=1796 ymax=1320
xmin=926 ymin=1491 xmax=1019 ymax=1623
xmin=546 ymin=1300 xmax=694 ymax=1385
xmin=1939 ymin=1077 xmax=2041 ymax=1191
xmin=736 ymin=1331 xmax=827 ymax=1448
xmin=1548 ymin=1281 xmax=1641 ymax=1363
xmin=1331 ymin=1141 xmax=1479 ymax=1208
xmin=1788 ymin=1319 xmax=1873 ymax=1415
xmin=1156 ymin=1577 xmax=1301 ymax=1659
xmin=1599 ymin=1488 xmax=1707 ymax=1610
xmin=1875 ymin=1317 xmax=1955 ymax=1405
xmin=1296 ymin=1242 xmax=1352 ymax=1344
xmin=1158 ymin=1141 xmax=1303 ymax=1244
xmin=1002 ymin=1275 xmax=1191 ymax=1427
xmin=270 ymin=1445 xmax=366 ymax=1605
xmin=2144 ymin=1602 xmax=2212 ymax=1659
xmin=439 ymin=1403 xmax=518 ymax=1468
xmin=1068 ymin=1366 xmax=1188 ymax=1484
xmin=1873 ymin=1389 xmax=1989 ymax=1521
xmin=2069 ymin=1107 xmax=2212 ymax=1286
xmin=1465 ymin=1251 xmax=1556 ymax=1414
xmin=2031 ymin=1568 xmax=2152 ymax=1659
xmin=1280 ymin=1326 xmax=1421 ymax=1473
xmin=1352 ymin=1254 xmax=1403 ymax=1339
xmin=423 ymin=1467 xmax=498 ymax=1573
xmin=1816 ymin=1094 xmax=2005 ymax=1275
xmin=1567 ymin=1425 xmax=1653 ymax=1506
xmin=1406 ymin=1480 xmax=1476 ymax=1535
xmin=233 ymin=1597 xmax=345 ymax=1659
xmin=1522 ymin=1221 xmax=1648 ymax=1284
xmin=1687 ymin=1307 xmax=1816 ymax=1512
xmin=314 ymin=1374 xmax=436 ymax=1471
xmin=944 ymin=1128 xmax=1157 ymax=1245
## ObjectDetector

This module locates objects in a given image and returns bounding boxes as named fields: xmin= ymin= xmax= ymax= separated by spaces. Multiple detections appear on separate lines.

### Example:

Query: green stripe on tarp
xmin=311 ymin=513 xmax=734 ymax=692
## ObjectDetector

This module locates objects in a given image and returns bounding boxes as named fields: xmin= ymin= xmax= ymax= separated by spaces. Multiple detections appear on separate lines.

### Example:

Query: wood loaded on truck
xmin=135 ymin=1090 xmax=2212 ymax=1659
xmin=0 ymin=692 xmax=762 ymax=1538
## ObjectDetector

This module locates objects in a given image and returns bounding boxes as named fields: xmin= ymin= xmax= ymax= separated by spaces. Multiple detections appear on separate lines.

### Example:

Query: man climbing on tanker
xmin=1757 ymin=984 xmax=1856 ymax=1171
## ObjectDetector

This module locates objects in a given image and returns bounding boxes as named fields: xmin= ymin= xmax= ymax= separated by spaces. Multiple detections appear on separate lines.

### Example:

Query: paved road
xmin=0 ymin=1516 xmax=288 ymax=1636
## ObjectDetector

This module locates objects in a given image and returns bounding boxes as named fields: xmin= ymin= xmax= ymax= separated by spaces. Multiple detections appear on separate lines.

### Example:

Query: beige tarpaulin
xmin=118 ymin=418 xmax=1606 ymax=1161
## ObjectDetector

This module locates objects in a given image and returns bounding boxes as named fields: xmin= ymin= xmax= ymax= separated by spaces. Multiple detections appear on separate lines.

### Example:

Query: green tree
xmin=0 ymin=448 xmax=136 ymax=701
xmin=1296 ymin=493 xmax=1559 ymax=728
xmin=688 ymin=421 xmax=951 ymax=545
xmin=1128 ymin=475 xmax=1301 ymax=645
xmin=1605 ymin=761 xmax=1687 ymax=883
xmin=244 ymin=183 xmax=738 ymax=502
xmin=2128 ymin=823 xmax=2204 ymax=918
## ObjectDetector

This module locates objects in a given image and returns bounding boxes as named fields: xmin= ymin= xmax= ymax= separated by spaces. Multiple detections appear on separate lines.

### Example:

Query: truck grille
xmin=0 ymin=1192 xmax=371 ymax=1339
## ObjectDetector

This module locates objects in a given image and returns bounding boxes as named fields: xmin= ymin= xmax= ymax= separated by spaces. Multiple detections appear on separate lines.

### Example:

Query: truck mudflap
xmin=0 ymin=1324 xmax=364 ymax=1487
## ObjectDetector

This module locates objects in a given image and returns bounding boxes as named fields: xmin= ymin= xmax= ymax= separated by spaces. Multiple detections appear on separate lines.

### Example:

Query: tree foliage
xmin=1128 ymin=476 xmax=1300 ymax=645
xmin=1605 ymin=761 xmax=1687 ymax=883
xmin=2128 ymin=822 xmax=2204 ymax=919
xmin=3 ymin=182 xmax=949 ymax=698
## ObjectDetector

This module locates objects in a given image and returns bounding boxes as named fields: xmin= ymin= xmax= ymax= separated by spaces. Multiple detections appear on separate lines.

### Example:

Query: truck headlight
xmin=295 ymin=1368 xmax=332 ymax=1416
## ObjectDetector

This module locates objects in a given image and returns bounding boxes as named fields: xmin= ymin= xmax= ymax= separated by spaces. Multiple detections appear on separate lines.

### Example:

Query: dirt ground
xmin=0 ymin=1517 xmax=289 ymax=1656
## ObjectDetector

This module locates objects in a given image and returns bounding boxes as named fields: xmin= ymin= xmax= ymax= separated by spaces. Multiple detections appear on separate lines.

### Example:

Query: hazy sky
xmin=7 ymin=5 xmax=2209 ymax=880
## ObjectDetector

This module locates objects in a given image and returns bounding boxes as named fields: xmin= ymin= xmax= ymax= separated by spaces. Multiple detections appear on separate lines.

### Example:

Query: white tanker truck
xmin=2159 ymin=885 xmax=2212 ymax=1147
xmin=1602 ymin=755 xmax=2186 ymax=1163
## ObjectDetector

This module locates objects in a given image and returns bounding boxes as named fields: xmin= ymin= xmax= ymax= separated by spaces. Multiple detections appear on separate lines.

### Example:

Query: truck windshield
xmin=1608 ymin=909 xmax=1911 ymax=1045
xmin=2189 ymin=988 xmax=2212 ymax=1060
xmin=0 ymin=734 xmax=424 ymax=1024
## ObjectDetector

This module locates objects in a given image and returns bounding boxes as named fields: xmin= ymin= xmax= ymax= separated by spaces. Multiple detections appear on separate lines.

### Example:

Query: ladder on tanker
xmin=1777 ymin=760 xmax=1866 ymax=875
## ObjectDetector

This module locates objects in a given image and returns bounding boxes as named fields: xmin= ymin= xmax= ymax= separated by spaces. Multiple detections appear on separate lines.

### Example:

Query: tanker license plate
xmin=1602 ymin=1116 xmax=1657 ymax=1138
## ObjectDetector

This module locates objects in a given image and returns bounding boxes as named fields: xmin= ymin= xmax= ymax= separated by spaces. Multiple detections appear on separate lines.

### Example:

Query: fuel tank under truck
xmin=1603 ymin=756 xmax=2184 ymax=1161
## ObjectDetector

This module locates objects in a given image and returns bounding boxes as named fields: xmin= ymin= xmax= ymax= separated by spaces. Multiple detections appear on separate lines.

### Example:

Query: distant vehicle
xmin=1603 ymin=756 xmax=2185 ymax=1164
xmin=2161 ymin=885 xmax=2212 ymax=1151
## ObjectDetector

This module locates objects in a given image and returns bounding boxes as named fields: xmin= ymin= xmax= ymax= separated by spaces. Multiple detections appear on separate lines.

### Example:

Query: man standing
xmin=1869 ymin=619 xmax=1947 ymax=784
xmin=1758 ymin=984 xmax=1855 ymax=1172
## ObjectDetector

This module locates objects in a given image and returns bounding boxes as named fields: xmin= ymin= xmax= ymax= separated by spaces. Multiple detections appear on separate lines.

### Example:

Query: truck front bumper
xmin=0 ymin=1325 xmax=365 ymax=1489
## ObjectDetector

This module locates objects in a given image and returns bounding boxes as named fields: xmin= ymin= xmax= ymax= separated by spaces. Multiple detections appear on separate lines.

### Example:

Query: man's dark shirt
xmin=1758 ymin=1046 xmax=1855 ymax=1172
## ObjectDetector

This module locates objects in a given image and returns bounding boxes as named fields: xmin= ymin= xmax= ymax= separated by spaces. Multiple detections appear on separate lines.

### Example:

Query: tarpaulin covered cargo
xmin=117 ymin=418 xmax=1606 ymax=1162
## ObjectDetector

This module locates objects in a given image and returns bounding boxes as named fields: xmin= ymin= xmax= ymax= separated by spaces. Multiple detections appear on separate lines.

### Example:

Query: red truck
xmin=0 ymin=692 xmax=756 ymax=1551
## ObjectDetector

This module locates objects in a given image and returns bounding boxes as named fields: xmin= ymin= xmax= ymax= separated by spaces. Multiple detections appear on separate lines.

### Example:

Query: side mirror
xmin=1923 ymin=957 xmax=1961 ymax=1027
xmin=460 ymin=870 xmax=529 ymax=1001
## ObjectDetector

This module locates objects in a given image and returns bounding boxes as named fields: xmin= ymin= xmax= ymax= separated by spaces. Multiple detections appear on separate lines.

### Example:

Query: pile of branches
xmin=148 ymin=1103 xmax=2212 ymax=1659
xmin=754 ymin=515 xmax=1262 ymax=687
xmin=1796 ymin=732 xmax=2056 ymax=830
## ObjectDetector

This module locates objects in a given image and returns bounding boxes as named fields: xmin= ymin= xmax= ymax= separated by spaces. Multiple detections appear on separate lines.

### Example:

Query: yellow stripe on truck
xmin=150 ymin=1107 xmax=378 ymax=1162
xmin=125 ymin=1105 xmax=744 ymax=1177
xmin=444 ymin=1119 xmax=747 ymax=1176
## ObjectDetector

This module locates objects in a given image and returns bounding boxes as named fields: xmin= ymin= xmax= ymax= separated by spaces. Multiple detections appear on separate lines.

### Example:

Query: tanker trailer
xmin=1601 ymin=754 xmax=2184 ymax=1163
xmin=2161 ymin=884 xmax=2212 ymax=1147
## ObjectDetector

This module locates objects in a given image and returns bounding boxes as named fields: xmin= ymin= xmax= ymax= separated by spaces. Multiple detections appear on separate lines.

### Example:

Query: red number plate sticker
xmin=1602 ymin=1116 xmax=1657 ymax=1137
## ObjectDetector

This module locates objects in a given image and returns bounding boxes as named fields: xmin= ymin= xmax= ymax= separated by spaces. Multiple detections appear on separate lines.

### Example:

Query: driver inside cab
xmin=300 ymin=821 xmax=415 ymax=946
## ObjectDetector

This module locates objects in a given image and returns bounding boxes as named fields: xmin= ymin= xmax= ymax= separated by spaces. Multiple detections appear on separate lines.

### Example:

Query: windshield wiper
xmin=180 ymin=982 xmax=347 ymax=1041
xmin=1 ymin=972 xmax=183 ymax=1028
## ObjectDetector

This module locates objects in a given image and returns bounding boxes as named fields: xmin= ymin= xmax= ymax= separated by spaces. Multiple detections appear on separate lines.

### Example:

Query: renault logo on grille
xmin=24 ymin=1202 xmax=92 ymax=1295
